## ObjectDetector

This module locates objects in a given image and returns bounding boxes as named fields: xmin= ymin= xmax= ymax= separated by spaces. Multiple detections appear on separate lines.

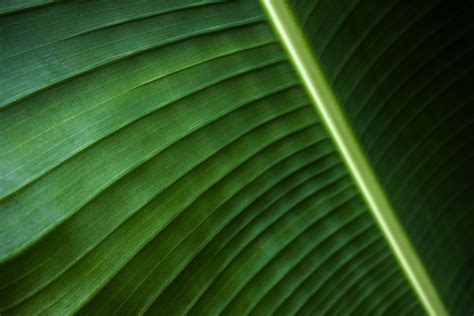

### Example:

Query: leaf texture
xmin=289 ymin=0 xmax=474 ymax=315
xmin=0 ymin=0 xmax=470 ymax=315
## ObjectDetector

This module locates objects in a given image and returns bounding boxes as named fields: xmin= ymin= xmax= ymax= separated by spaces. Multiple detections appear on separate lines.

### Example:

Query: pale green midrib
xmin=260 ymin=1 xmax=449 ymax=316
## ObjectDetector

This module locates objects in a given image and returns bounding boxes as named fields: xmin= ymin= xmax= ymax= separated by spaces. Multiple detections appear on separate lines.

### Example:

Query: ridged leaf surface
xmin=1 ymin=0 xmax=472 ymax=315
xmin=289 ymin=0 xmax=474 ymax=314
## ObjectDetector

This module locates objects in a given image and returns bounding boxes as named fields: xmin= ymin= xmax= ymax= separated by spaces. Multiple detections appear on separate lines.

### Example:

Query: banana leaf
xmin=0 ymin=1 xmax=472 ymax=315
xmin=287 ymin=1 xmax=474 ymax=315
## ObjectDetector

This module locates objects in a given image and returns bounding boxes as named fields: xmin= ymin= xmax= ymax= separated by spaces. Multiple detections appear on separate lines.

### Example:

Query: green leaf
xmin=284 ymin=0 xmax=474 ymax=315
xmin=0 ymin=1 xmax=471 ymax=315
xmin=262 ymin=1 xmax=448 ymax=315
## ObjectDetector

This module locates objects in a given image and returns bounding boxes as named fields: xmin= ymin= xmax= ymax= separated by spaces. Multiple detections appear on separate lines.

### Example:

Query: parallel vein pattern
xmin=1 ymin=1 xmax=423 ymax=314
xmin=290 ymin=0 xmax=474 ymax=315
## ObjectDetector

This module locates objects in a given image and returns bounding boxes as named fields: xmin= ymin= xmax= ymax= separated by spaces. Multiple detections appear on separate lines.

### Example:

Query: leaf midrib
xmin=260 ymin=1 xmax=449 ymax=315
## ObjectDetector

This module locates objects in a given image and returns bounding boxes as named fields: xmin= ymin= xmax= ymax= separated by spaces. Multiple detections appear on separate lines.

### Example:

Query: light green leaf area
xmin=0 ymin=1 xmax=471 ymax=315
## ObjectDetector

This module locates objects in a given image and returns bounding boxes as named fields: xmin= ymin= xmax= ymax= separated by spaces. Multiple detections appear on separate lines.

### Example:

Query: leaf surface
xmin=1 ymin=1 xmax=472 ymax=315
